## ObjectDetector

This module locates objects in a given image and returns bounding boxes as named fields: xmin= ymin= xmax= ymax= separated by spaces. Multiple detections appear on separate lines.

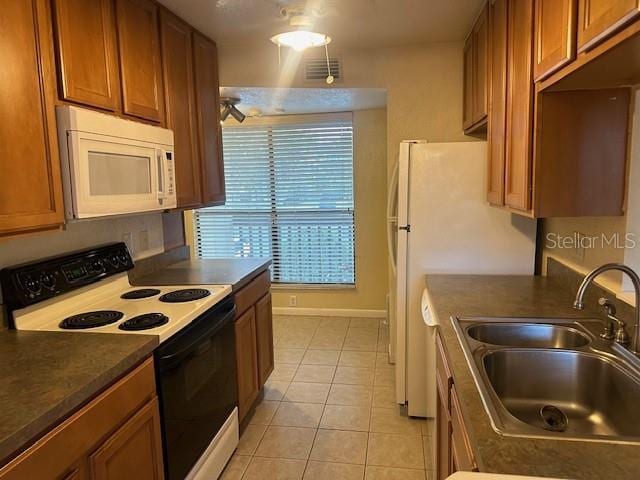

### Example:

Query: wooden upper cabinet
xmin=473 ymin=5 xmax=489 ymax=125
xmin=504 ymin=0 xmax=535 ymax=211
xmin=577 ymin=0 xmax=640 ymax=52
xmin=193 ymin=33 xmax=226 ymax=206
xmin=463 ymin=36 xmax=475 ymax=131
xmin=534 ymin=0 xmax=578 ymax=81
xmin=52 ymin=0 xmax=120 ymax=111
xmin=463 ymin=4 xmax=489 ymax=133
xmin=255 ymin=293 xmax=274 ymax=385
xmin=0 ymin=0 xmax=65 ymax=236
xmin=160 ymin=10 xmax=202 ymax=208
xmin=487 ymin=0 xmax=508 ymax=206
xmin=89 ymin=399 xmax=164 ymax=480
xmin=235 ymin=307 xmax=259 ymax=422
xmin=116 ymin=0 xmax=165 ymax=123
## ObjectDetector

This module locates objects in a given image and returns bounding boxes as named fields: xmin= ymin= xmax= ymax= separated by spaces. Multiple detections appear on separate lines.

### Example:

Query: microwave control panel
xmin=166 ymin=151 xmax=175 ymax=196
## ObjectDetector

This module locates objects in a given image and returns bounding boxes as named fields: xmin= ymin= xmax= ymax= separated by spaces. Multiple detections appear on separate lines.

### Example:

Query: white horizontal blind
xmin=194 ymin=116 xmax=355 ymax=285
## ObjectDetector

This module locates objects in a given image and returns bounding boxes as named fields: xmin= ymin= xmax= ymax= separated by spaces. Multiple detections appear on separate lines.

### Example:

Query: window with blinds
xmin=194 ymin=114 xmax=355 ymax=285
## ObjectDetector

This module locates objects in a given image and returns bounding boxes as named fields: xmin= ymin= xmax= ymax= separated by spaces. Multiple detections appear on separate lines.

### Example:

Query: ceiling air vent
xmin=304 ymin=57 xmax=341 ymax=82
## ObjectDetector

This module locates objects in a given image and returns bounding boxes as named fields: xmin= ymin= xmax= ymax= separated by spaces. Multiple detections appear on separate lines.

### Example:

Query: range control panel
xmin=0 ymin=243 xmax=134 ymax=311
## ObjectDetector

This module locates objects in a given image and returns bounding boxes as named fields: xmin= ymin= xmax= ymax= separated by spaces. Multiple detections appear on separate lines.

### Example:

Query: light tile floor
xmin=221 ymin=315 xmax=435 ymax=480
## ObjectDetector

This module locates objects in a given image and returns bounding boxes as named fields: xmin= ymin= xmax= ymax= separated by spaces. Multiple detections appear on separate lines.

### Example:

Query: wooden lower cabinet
xmin=436 ymin=373 xmax=452 ymax=480
xmin=436 ymin=332 xmax=477 ymax=479
xmin=89 ymin=399 xmax=163 ymax=480
xmin=235 ymin=307 xmax=260 ymax=421
xmin=233 ymin=270 xmax=273 ymax=423
xmin=0 ymin=358 xmax=163 ymax=480
xmin=255 ymin=293 xmax=275 ymax=385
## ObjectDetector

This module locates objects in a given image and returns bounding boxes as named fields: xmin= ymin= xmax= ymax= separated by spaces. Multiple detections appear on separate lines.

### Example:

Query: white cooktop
xmin=12 ymin=273 xmax=232 ymax=343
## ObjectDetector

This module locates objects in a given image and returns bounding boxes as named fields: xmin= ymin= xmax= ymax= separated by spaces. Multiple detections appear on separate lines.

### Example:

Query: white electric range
xmin=1 ymin=243 xmax=239 ymax=480
xmin=11 ymin=273 xmax=231 ymax=343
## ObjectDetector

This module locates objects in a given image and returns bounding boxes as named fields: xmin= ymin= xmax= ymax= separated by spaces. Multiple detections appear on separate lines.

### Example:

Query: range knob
xmin=40 ymin=272 xmax=56 ymax=290
xmin=89 ymin=259 xmax=105 ymax=274
xmin=117 ymin=253 xmax=129 ymax=266
xmin=22 ymin=275 xmax=41 ymax=296
xmin=107 ymin=254 xmax=120 ymax=268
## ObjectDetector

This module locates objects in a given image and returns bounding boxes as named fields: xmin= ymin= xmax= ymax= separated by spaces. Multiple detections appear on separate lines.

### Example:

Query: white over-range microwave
xmin=56 ymin=106 xmax=176 ymax=219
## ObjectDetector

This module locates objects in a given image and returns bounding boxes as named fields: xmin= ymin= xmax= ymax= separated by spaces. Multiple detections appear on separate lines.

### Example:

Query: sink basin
xmin=467 ymin=323 xmax=590 ymax=348
xmin=483 ymin=349 xmax=640 ymax=438
xmin=451 ymin=316 xmax=640 ymax=443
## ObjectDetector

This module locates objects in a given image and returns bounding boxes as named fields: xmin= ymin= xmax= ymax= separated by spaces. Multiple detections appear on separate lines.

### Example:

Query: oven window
xmin=88 ymin=151 xmax=152 ymax=195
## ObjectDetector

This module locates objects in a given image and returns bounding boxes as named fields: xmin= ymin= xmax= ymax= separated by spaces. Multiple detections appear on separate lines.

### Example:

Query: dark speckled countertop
xmin=132 ymin=258 xmax=271 ymax=291
xmin=0 ymin=330 xmax=156 ymax=465
xmin=425 ymin=274 xmax=640 ymax=480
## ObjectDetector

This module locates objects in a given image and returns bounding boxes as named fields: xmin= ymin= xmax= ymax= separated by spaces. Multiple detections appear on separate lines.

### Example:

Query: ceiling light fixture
xmin=271 ymin=7 xmax=335 ymax=85
xmin=270 ymin=31 xmax=331 ymax=52
xmin=220 ymin=97 xmax=245 ymax=123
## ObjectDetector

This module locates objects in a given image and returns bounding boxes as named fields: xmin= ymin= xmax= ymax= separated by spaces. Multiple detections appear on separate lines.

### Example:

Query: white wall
xmin=0 ymin=213 xmax=164 ymax=269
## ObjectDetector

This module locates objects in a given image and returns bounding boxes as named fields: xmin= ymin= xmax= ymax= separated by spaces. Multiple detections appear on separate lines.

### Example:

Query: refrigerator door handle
xmin=387 ymin=160 xmax=400 ymax=276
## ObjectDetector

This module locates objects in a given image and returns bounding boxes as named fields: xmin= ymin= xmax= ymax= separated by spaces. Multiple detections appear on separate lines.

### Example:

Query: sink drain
xmin=540 ymin=405 xmax=568 ymax=432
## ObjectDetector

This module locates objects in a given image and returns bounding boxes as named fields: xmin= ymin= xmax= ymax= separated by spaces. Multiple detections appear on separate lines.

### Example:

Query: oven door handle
xmin=157 ymin=305 xmax=236 ymax=369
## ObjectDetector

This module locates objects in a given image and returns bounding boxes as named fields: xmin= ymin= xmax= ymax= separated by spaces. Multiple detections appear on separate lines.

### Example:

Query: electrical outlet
xmin=138 ymin=230 xmax=149 ymax=252
xmin=122 ymin=232 xmax=133 ymax=255
xmin=289 ymin=295 xmax=297 ymax=307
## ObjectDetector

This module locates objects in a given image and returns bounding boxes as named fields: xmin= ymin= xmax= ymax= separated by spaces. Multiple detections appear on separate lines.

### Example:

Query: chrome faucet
xmin=573 ymin=263 xmax=640 ymax=355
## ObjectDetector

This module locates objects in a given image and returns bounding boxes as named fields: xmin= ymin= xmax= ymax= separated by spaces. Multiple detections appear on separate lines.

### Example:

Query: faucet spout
xmin=573 ymin=263 xmax=640 ymax=355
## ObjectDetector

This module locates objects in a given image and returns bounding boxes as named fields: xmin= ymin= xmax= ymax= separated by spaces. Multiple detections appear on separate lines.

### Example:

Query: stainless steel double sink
xmin=451 ymin=317 xmax=640 ymax=444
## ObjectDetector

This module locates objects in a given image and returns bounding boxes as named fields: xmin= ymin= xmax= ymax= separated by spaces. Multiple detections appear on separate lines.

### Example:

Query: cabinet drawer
xmin=0 ymin=358 xmax=156 ymax=480
xmin=234 ymin=270 xmax=271 ymax=317
xmin=450 ymin=384 xmax=477 ymax=472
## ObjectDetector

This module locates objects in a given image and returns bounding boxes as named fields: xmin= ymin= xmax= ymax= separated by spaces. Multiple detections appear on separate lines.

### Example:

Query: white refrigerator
xmin=390 ymin=141 xmax=537 ymax=418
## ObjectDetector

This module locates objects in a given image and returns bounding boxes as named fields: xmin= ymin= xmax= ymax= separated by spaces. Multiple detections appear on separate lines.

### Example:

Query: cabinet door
xmin=89 ymin=398 xmax=164 ymax=480
xmin=462 ymin=35 xmax=475 ymax=131
xmin=52 ymin=0 xmax=120 ymax=111
xmin=504 ymin=0 xmax=534 ymax=211
xmin=436 ymin=373 xmax=452 ymax=480
xmin=577 ymin=0 xmax=640 ymax=52
xmin=472 ymin=4 xmax=489 ymax=124
xmin=255 ymin=293 xmax=274 ymax=385
xmin=235 ymin=307 xmax=259 ymax=422
xmin=116 ymin=0 xmax=164 ymax=123
xmin=0 ymin=0 xmax=65 ymax=236
xmin=450 ymin=385 xmax=478 ymax=472
xmin=160 ymin=10 xmax=202 ymax=208
xmin=193 ymin=33 xmax=226 ymax=206
xmin=534 ymin=0 xmax=577 ymax=80
xmin=487 ymin=0 xmax=508 ymax=206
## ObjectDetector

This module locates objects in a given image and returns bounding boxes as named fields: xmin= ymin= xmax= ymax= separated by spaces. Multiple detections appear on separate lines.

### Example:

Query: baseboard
xmin=272 ymin=307 xmax=387 ymax=318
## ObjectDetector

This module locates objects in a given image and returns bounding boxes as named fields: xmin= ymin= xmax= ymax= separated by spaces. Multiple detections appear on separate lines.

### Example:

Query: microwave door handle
xmin=156 ymin=150 xmax=166 ymax=200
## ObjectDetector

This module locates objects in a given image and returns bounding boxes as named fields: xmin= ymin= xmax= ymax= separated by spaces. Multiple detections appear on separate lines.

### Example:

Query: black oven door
xmin=155 ymin=297 xmax=237 ymax=480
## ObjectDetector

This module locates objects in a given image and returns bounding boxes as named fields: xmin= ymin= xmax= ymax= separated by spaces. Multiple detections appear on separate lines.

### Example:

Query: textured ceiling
xmin=220 ymin=87 xmax=387 ymax=117
xmin=158 ymin=0 xmax=485 ymax=48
